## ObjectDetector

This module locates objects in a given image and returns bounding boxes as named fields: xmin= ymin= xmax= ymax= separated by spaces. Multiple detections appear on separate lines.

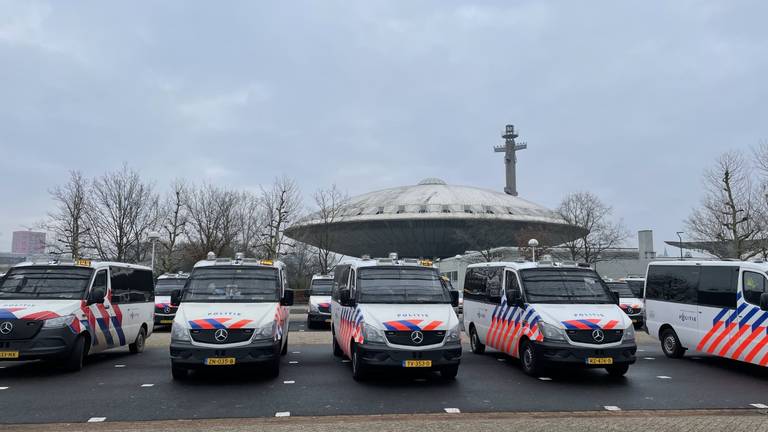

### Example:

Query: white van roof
xmin=466 ymin=261 xmax=592 ymax=271
xmin=311 ymin=274 xmax=333 ymax=280
xmin=158 ymin=272 xmax=190 ymax=280
xmin=193 ymin=256 xmax=286 ymax=270
xmin=13 ymin=259 xmax=151 ymax=272
xmin=647 ymin=260 xmax=768 ymax=272
xmin=346 ymin=257 xmax=435 ymax=270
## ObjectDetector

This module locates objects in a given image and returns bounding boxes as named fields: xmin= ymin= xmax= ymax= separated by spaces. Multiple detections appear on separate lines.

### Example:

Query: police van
xmin=0 ymin=259 xmax=154 ymax=371
xmin=169 ymin=253 xmax=293 ymax=379
xmin=154 ymin=272 xmax=189 ymax=325
xmin=463 ymin=261 xmax=636 ymax=377
xmin=645 ymin=261 xmax=768 ymax=366
xmin=307 ymin=274 xmax=333 ymax=329
xmin=330 ymin=254 xmax=461 ymax=380
xmin=605 ymin=280 xmax=644 ymax=328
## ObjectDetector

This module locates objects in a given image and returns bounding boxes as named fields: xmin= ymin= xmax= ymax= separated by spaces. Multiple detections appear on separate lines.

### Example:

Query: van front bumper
xmin=531 ymin=340 xmax=637 ymax=367
xmin=0 ymin=327 xmax=78 ymax=361
xmin=154 ymin=313 xmax=177 ymax=325
xmin=308 ymin=312 xmax=331 ymax=323
xmin=170 ymin=339 xmax=280 ymax=368
xmin=356 ymin=343 xmax=462 ymax=369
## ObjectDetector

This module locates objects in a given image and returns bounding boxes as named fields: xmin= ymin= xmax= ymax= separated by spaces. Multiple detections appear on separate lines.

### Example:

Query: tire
xmin=606 ymin=364 xmax=630 ymax=377
xmin=519 ymin=340 xmax=540 ymax=377
xmin=469 ymin=326 xmax=485 ymax=354
xmin=63 ymin=336 xmax=87 ymax=372
xmin=307 ymin=319 xmax=315 ymax=330
xmin=129 ymin=327 xmax=146 ymax=354
xmin=332 ymin=331 xmax=344 ymax=357
xmin=281 ymin=336 xmax=288 ymax=356
xmin=660 ymin=328 xmax=685 ymax=359
xmin=440 ymin=364 xmax=459 ymax=380
xmin=171 ymin=362 xmax=188 ymax=381
xmin=351 ymin=345 xmax=367 ymax=381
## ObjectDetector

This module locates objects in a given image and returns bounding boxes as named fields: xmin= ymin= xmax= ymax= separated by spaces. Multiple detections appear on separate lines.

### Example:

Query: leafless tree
xmin=557 ymin=191 xmax=629 ymax=264
xmin=307 ymin=184 xmax=348 ymax=272
xmin=686 ymin=151 xmax=762 ymax=259
xmin=185 ymin=184 xmax=242 ymax=260
xmin=235 ymin=190 xmax=264 ymax=257
xmin=46 ymin=171 xmax=89 ymax=258
xmin=84 ymin=164 xmax=159 ymax=262
xmin=157 ymin=180 xmax=189 ymax=273
xmin=259 ymin=176 xmax=302 ymax=259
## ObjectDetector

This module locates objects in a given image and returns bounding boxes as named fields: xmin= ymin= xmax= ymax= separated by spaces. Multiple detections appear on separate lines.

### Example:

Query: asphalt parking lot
xmin=0 ymin=314 xmax=767 ymax=426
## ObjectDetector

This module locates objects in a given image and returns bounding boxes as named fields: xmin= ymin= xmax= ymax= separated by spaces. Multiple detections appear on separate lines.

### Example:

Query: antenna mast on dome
xmin=494 ymin=124 xmax=527 ymax=196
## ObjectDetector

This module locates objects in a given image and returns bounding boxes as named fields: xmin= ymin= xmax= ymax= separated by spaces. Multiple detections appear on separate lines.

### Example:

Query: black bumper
xmin=532 ymin=340 xmax=637 ymax=367
xmin=308 ymin=312 xmax=331 ymax=323
xmin=356 ymin=343 xmax=462 ymax=369
xmin=0 ymin=327 xmax=78 ymax=361
xmin=170 ymin=340 xmax=280 ymax=368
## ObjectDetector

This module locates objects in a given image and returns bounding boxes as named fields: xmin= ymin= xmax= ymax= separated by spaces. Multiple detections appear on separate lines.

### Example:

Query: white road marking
xmin=657 ymin=376 xmax=672 ymax=379
xmin=0 ymin=387 xmax=8 ymax=390
xmin=292 ymin=351 xmax=301 ymax=354
xmin=114 ymin=365 xmax=126 ymax=368
xmin=750 ymin=403 xmax=768 ymax=409
xmin=87 ymin=417 xmax=107 ymax=423
xmin=289 ymin=361 xmax=299 ymax=364
xmin=140 ymin=384 xmax=154 ymax=387
xmin=444 ymin=408 xmax=461 ymax=414
xmin=538 ymin=377 xmax=552 ymax=381
xmin=497 ymin=358 xmax=505 ymax=362
xmin=299 ymin=330 xmax=305 ymax=332
xmin=637 ymin=349 xmax=646 ymax=352
xmin=283 ymin=380 xmax=295 ymax=384
xmin=604 ymin=406 xmax=621 ymax=411
xmin=341 ymin=360 xmax=350 ymax=363
xmin=643 ymin=357 xmax=655 ymax=360
xmin=275 ymin=412 xmax=291 ymax=417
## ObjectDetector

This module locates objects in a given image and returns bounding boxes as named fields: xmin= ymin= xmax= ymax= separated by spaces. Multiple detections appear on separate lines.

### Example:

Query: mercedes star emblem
xmin=592 ymin=329 xmax=605 ymax=343
xmin=163 ymin=306 xmax=171 ymax=314
xmin=0 ymin=321 xmax=13 ymax=335
xmin=410 ymin=330 xmax=424 ymax=345
xmin=626 ymin=307 xmax=634 ymax=314
xmin=214 ymin=328 xmax=229 ymax=342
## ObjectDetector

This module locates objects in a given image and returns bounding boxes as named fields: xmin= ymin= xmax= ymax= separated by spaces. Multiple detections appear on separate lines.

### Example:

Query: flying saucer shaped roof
xmin=286 ymin=178 xmax=585 ymax=259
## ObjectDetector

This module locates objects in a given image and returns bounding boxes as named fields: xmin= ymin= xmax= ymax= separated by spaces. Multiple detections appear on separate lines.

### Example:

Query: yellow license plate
xmin=205 ymin=357 xmax=236 ymax=366
xmin=0 ymin=351 xmax=19 ymax=359
xmin=587 ymin=357 xmax=613 ymax=365
xmin=160 ymin=320 xmax=173 ymax=324
xmin=403 ymin=360 xmax=432 ymax=368
xmin=325 ymin=319 xmax=332 ymax=323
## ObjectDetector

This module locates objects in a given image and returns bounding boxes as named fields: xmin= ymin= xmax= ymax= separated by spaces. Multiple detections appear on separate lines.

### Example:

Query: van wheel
xmin=519 ymin=340 xmax=540 ymax=376
xmin=332 ymin=331 xmax=343 ymax=357
xmin=440 ymin=364 xmax=459 ymax=380
xmin=469 ymin=326 xmax=485 ymax=354
xmin=660 ymin=328 xmax=685 ymax=359
xmin=129 ymin=327 xmax=146 ymax=354
xmin=171 ymin=362 xmax=188 ymax=381
xmin=351 ymin=345 xmax=367 ymax=381
xmin=307 ymin=319 xmax=314 ymax=330
xmin=281 ymin=336 xmax=288 ymax=356
xmin=63 ymin=336 xmax=87 ymax=372
xmin=606 ymin=364 xmax=630 ymax=377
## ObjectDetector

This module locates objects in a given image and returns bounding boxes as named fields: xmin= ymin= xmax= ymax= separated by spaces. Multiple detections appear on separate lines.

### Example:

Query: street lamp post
xmin=676 ymin=232 xmax=685 ymax=261
xmin=528 ymin=239 xmax=539 ymax=263
xmin=147 ymin=231 xmax=160 ymax=274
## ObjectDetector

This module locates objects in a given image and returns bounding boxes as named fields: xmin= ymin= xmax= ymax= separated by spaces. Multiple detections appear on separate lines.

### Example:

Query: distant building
xmin=12 ymin=231 xmax=46 ymax=255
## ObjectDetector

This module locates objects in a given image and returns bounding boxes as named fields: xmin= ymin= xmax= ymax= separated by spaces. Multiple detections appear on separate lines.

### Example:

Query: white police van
xmin=0 ymin=259 xmax=154 ymax=371
xmin=154 ymin=272 xmax=189 ymax=326
xmin=464 ymin=261 xmax=636 ymax=377
xmin=645 ymin=260 xmax=768 ymax=366
xmin=605 ymin=280 xmax=645 ymax=328
xmin=307 ymin=274 xmax=333 ymax=329
xmin=169 ymin=253 xmax=293 ymax=379
xmin=330 ymin=254 xmax=461 ymax=380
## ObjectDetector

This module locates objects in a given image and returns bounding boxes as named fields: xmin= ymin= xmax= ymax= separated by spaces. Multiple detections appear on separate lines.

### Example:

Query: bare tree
xmin=686 ymin=151 xmax=762 ymax=259
xmin=259 ymin=176 xmax=302 ymax=259
xmin=235 ymin=190 xmax=264 ymax=257
xmin=185 ymin=184 xmax=241 ymax=260
xmin=84 ymin=164 xmax=159 ymax=262
xmin=158 ymin=180 xmax=189 ymax=273
xmin=46 ymin=171 xmax=89 ymax=258
xmin=308 ymin=184 xmax=348 ymax=272
xmin=557 ymin=191 xmax=629 ymax=264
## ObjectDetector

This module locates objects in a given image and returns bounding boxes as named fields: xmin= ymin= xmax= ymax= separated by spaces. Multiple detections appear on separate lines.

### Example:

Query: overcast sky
xmin=1 ymin=1 xmax=766 ymax=253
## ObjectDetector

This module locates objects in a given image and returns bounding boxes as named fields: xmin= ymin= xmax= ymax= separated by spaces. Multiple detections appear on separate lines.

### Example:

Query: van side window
xmin=743 ymin=271 xmax=767 ymax=306
xmin=646 ymin=265 xmax=699 ymax=304
xmin=463 ymin=268 xmax=486 ymax=302
xmin=697 ymin=266 xmax=738 ymax=308
xmin=91 ymin=270 xmax=108 ymax=300
xmin=505 ymin=270 xmax=521 ymax=296
xmin=109 ymin=267 xmax=131 ymax=304
xmin=129 ymin=269 xmax=154 ymax=303
xmin=486 ymin=267 xmax=502 ymax=300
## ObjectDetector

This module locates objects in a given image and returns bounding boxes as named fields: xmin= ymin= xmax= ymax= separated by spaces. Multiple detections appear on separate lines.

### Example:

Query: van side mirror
xmin=170 ymin=289 xmax=182 ymax=307
xmin=340 ymin=289 xmax=355 ymax=306
xmin=450 ymin=291 xmax=460 ymax=308
xmin=611 ymin=290 xmax=620 ymax=306
xmin=87 ymin=289 xmax=105 ymax=306
xmin=506 ymin=290 xmax=522 ymax=307
xmin=760 ymin=293 xmax=768 ymax=311
xmin=281 ymin=289 xmax=294 ymax=306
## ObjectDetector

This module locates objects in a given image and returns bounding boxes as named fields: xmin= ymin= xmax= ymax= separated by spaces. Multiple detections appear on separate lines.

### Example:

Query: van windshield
xmin=155 ymin=278 xmax=187 ymax=296
xmin=520 ymin=268 xmax=615 ymax=304
xmin=607 ymin=282 xmax=636 ymax=298
xmin=0 ymin=266 xmax=93 ymax=300
xmin=183 ymin=267 xmax=279 ymax=303
xmin=357 ymin=267 xmax=450 ymax=304
xmin=310 ymin=279 xmax=333 ymax=295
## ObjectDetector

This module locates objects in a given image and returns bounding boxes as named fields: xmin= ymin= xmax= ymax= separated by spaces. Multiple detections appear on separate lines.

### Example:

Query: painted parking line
xmin=497 ymin=358 xmax=505 ymax=362
xmin=341 ymin=360 xmax=350 ymax=363
xmin=114 ymin=365 xmax=126 ymax=368
xmin=604 ymin=406 xmax=621 ymax=411
xmin=0 ymin=386 xmax=8 ymax=390
xmin=750 ymin=403 xmax=768 ymax=409
xmin=538 ymin=377 xmax=552 ymax=381
xmin=643 ymin=357 xmax=655 ymax=360
xmin=283 ymin=380 xmax=295 ymax=384
xmin=292 ymin=351 xmax=301 ymax=354
xmin=289 ymin=361 xmax=299 ymax=364
xmin=87 ymin=417 xmax=106 ymax=423
xmin=444 ymin=408 xmax=461 ymax=414
xmin=140 ymin=384 xmax=154 ymax=388
xmin=275 ymin=412 xmax=291 ymax=417
xmin=657 ymin=376 xmax=672 ymax=379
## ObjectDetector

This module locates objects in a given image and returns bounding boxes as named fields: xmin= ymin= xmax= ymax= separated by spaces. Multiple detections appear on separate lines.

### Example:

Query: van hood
xmin=0 ymin=300 xmax=82 ymax=320
xmin=619 ymin=297 xmax=644 ymax=309
xmin=176 ymin=302 xmax=277 ymax=329
xmin=358 ymin=303 xmax=457 ymax=331
xmin=155 ymin=296 xmax=172 ymax=309
xmin=309 ymin=296 xmax=331 ymax=308
xmin=533 ymin=303 xmax=631 ymax=330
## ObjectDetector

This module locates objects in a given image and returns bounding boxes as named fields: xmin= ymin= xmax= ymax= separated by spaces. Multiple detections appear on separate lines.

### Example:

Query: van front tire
xmin=129 ymin=327 xmax=146 ymax=354
xmin=63 ymin=336 xmax=87 ymax=372
xmin=469 ymin=326 xmax=485 ymax=354
xmin=606 ymin=364 xmax=630 ymax=377
xmin=351 ymin=345 xmax=367 ymax=381
xmin=519 ymin=340 xmax=540 ymax=376
xmin=332 ymin=331 xmax=344 ymax=357
xmin=660 ymin=328 xmax=685 ymax=359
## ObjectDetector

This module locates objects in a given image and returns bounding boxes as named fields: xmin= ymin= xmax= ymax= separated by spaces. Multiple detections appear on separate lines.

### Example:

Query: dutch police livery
xmin=0 ymin=259 xmax=154 ymax=371
xmin=330 ymin=254 xmax=462 ymax=380
xmin=307 ymin=274 xmax=333 ymax=328
xmin=169 ymin=253 xmax=293 ymax=379
xmin=605 ymin=280 xmax=645 ymax=328
xmin=154 ymin=272 xmax=189 ymax=325
xmin=463 ymin=261 xmax=637 ymax=377
xmin=645 ymin=260 xmax=768 ymax=367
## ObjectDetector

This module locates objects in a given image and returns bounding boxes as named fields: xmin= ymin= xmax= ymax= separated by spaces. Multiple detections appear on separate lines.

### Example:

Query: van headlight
xmin=363 ymin=323 xmax=386 ymax=344
xmin=171 ymin=322 xmax=190 ymax=342
xmin=445 ymin=325 xmax=461 ymax=343
xmin=43 ymin=315 xmax=75 ymax=329
xmin=622 ymin=325 xmax=635 ymax=342
xmin=251 ymin=322 xmax=276 ymax=342
xmin=538 ymin=322 xmax=566 ymax=342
